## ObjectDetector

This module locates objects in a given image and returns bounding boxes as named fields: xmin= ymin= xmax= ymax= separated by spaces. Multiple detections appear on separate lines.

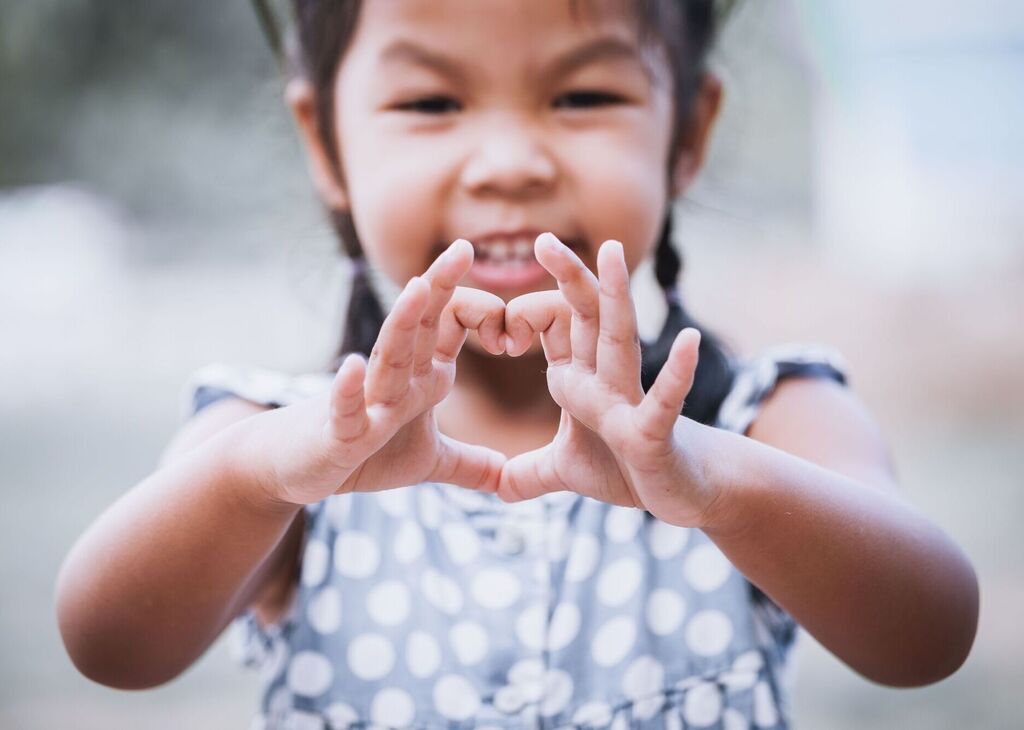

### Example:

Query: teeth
xmin=475 ymin=236 xmax=537 ymax=264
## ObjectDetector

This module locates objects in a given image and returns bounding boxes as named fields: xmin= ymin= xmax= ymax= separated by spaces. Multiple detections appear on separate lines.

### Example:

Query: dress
xmin=179 ymin=342 xmax=849 ymax=730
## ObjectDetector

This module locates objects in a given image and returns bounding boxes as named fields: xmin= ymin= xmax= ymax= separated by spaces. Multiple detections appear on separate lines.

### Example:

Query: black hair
xmin=259 ymin=0 xmax=739 ymax=426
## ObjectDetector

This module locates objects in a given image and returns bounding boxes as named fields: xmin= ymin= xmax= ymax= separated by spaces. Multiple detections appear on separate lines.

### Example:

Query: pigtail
xmin=640 ymin=210 xmax=738 ymax=426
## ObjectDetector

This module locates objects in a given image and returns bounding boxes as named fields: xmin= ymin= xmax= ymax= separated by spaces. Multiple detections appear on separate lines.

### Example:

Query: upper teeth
xmin=475 ymin=237 xmax=535 ymax=262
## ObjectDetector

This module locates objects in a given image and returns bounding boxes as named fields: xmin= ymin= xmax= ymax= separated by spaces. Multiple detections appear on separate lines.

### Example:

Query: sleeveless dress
xmin=180 ymin=343 xmax=849 ymax=730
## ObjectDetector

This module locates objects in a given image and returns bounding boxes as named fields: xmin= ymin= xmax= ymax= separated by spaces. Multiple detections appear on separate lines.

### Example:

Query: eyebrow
xmin=378 ymin=35 xmax=648 ymax=84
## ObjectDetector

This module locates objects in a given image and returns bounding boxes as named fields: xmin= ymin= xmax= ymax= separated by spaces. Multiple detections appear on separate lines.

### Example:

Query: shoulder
xmin=739 ymin=344 xmax=900 ymax=495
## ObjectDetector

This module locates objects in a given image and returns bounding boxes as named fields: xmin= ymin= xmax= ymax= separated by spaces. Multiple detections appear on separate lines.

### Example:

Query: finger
xmin=435 ymin=286 xmax=507 ymax=362
xmin=325 ymin=352 xmax=370 ymax=443
xmin=636 ymin=327 xmax=701 ymax=440
xmin=535 ymin=232 xmax=600 ymax=372
xmin=495 ymin=442 xmax=562 ymax=503
xmin=428 ymin=432 xmax=507 ymax=493
xmin=596 ymin=240 xmax=643 ymax=402
xmin=504 ymin=290 xmax=572 ymax=364
xmin=364 ymin=276 xmax=430 ymax=406
xmin=413 ymin=240 xmax=476 ymax=375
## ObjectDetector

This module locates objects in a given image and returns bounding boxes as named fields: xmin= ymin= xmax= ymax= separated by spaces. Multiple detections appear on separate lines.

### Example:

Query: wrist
xmin=686 ymin=425 xmax=753 ymax=538
xmin=216 ymin=416 xmax=304 ymax=519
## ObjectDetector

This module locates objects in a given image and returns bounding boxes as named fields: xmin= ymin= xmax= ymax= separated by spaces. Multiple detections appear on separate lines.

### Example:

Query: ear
xmin=669 ymin=73 xmax=723 ymax=198
xmin=285 ymin=77 xmax=349 ymax=211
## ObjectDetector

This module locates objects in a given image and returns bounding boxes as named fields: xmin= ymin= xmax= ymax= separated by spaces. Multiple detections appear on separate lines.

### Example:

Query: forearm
xmin=55 ymin=417 xmax=302 ymax=689
xmin=695 ymin=425 xmax=979 ymax=687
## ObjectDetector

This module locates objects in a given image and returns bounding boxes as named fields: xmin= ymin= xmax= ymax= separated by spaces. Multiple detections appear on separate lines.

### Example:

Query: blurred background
xmin=2 ymin=0 xmax=1021 ymax=727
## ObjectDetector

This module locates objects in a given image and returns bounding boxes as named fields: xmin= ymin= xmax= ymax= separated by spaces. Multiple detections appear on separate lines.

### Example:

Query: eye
xmin=553 ymin=90 xmax=625 ymax=109
xmin=393 ymin=95 xmax=461 ymax=114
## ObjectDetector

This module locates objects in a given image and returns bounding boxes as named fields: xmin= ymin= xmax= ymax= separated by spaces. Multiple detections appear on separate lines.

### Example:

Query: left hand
xmin=497 ymin=233 xmax=722 ymax=528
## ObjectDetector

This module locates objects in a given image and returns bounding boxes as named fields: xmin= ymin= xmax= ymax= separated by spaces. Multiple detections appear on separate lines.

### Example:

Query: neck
xmin=435 ymin=345 xmax=561 ymax=448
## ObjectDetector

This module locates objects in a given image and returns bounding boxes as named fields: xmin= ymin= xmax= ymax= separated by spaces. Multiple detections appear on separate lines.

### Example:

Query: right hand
xmin=245 ymin=239 xmax=509 ymax=506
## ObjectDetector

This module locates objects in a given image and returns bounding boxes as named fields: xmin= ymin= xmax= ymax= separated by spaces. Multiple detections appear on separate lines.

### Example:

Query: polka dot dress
xmin=181 ymin=343 xmax=848 ymax=730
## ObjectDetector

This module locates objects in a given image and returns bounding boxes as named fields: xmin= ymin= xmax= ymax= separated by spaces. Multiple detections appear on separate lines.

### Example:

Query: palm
xmin=497 ymin=234 xmax=717 ymax=528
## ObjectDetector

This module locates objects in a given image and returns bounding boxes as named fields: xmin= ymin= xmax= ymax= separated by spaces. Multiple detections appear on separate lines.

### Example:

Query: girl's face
xmin=294 ymin=0 xmax=718 ymax=304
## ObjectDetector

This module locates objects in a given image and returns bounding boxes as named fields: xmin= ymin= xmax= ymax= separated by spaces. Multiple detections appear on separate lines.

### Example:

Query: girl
xmin=56 ymin=1 xmax=979 ymax=728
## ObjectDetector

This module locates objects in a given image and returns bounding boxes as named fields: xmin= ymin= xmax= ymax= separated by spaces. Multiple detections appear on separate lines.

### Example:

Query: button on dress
xmin=180 ymin=343 xmax=849 ymax=729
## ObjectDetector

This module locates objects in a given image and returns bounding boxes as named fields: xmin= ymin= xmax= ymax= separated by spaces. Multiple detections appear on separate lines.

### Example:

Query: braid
xmin=640 ymin=209 xmax=737 ymax=426
xmin=330 ymin=209 xmax=385 ymax=367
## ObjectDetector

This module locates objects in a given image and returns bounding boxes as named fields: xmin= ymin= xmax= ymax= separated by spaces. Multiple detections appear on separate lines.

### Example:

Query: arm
xmin=695 ymin=376 xmax=979 ymax=687
xmin=55 ymin=399 xmax=304 ymax=689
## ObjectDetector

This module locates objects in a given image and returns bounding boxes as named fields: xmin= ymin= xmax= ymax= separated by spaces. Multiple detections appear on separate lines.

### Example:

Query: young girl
xmin=56 ymin=1 xmax=979 ymax=728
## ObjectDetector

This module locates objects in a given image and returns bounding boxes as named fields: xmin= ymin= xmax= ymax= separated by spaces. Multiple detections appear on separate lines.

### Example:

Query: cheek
xmin=568 ymin=134 xmax=668 ymax=268
xmin=339 ymin=123 xmax=453 ymax=282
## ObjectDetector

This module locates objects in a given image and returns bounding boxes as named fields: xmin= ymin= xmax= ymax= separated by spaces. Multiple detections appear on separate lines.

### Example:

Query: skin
xmin=55 ymin=0 xmax=977 ymax=693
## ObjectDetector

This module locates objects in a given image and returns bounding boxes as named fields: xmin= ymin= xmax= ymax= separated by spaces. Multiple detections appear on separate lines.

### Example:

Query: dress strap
xmin=714 ymin=343 xmax=849 ymax=436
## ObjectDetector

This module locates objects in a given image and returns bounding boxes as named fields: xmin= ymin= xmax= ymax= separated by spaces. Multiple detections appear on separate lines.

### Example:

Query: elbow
xmin=861 ymin=557 xmax=981 ymax=688
xmin=55 ymin=563 xmax=183 ymax=690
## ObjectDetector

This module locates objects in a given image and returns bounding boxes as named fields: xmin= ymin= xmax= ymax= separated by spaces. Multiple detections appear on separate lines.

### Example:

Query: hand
xmin=255 ymin=239 xmax=509 ymax=506
xmin=498 ymin=233 xmax=721 ymax=527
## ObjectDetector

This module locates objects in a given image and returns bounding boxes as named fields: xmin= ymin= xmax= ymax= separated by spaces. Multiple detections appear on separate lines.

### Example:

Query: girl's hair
xmin=265 ymin=0 xmax=739 ymax=426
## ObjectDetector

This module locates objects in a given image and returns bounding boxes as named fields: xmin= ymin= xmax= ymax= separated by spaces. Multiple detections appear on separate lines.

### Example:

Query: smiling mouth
xmin=468 ymin=233 xmax=583 ymax=264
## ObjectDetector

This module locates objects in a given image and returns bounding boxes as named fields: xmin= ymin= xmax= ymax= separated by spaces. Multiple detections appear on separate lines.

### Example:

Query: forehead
xmin=344 ymin=0 xmax=663 ymax=80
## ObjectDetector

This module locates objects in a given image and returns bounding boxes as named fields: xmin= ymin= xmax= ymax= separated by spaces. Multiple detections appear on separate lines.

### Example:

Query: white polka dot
xmin=596 ymin=557 xmax=643 ymax=606
xmin=610 ymin=712 xmax=629 ymax=730
xmin=721 ymin=651 xmax=764 ymax=693
xmin=333 ymin=531 xmax=380 ymax=578
xmin=307 ymin=586 xmax=342 ymax=634
xmin=508 ymin=658 xmax=545 ymax=702
xmin=433 ymin=675 xmax=480 ymax=720
xmin=375 ymin=487 xmax=410 ymax=517
xmin=370 ymin=687 xmax=415 ymax=727
xmin=405 ymin=630 xmax=442 ymax=678
xmin=605 ymin=506 xmax=644 ymax=542
xmin=592 ymin=616 xmax=636 ymax=666
xmin=440 ymin=522 xmax=481 ymax=565
xmin=545 ymin=518 xmax=572 ymax=561
xmin=723 ymin=707 xmax=751 ymax=730
xmin=684 ymin=542 xmax=732 ymax=592
xmin=420 ymin=568 xmax=464 ymax=615
xmin=622 ymin=655 xmax=665 ymax=701
xmin=301 ymin=539 xmax=330 ymax=587
xmin=646 ymin=588 xmax=686 ymax=636
xmin=632 ymin=693 xmax=666 ymax=722
xmin=547 ymin=602 xmax=581 ymax=651
xmin=323 ymin=702 xmax=358 ymax=729
xmin=647 ymin=520 xmax=690 ymax=559
xmin=753 ymin=680 xmax=779 ymax=728
xmin=268 ymin=685 xmax=292 ymax=715
xmin=540 ymin=668 xmax=574 ymax=717
xmin=565 ymin=533 xmax=601 ymax=582
xmin=685 ymin=610 xmax=734 ymax=657
xmin=449 ymin=620 xmax=489 ymax=665
xmin=471 ymin=567 xmax=522 ymax=610
xmin=572 ymin=701 xmax=614 ymax=727
xmin=347 ymin=633 xmax=395 ymax=680
xmin=664 ymin=707 xmax=684 ymax=730
xmin=417 ymin=487 xmax=444 ymax=529
xmin=366 ymin=580 xmax=411 ymax=626
xmin=324 ymin=494 xmax=352 ymax=529
xmin=683 ymin=681 xmax=723 ymax=727
xmin=287 ymin=651 xmax=333 ymax=697
xmin=393 ymin=519 xmax=425 ymax=564
xmin=515 ymin=602 xmax=546 ymax=650
xmin=494 ymin=684 xmax=524 ymax=714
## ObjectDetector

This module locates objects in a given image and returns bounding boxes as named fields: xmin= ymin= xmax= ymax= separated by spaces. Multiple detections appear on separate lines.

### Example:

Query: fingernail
xmin=503 ymin=334 xmax=514 ymax=354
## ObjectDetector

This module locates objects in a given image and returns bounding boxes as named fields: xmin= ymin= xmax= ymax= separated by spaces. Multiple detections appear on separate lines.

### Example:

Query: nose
xmin=459 ymin=117 xmax=557 ymax=197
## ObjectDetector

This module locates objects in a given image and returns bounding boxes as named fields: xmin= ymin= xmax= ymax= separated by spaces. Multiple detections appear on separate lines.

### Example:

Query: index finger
xmin=434 ymin=287 xmax=507 ymax=362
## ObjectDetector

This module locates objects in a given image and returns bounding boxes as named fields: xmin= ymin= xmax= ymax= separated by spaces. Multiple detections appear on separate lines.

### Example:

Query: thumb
xmin=429 ymin=433 xmax=507 ymax=494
